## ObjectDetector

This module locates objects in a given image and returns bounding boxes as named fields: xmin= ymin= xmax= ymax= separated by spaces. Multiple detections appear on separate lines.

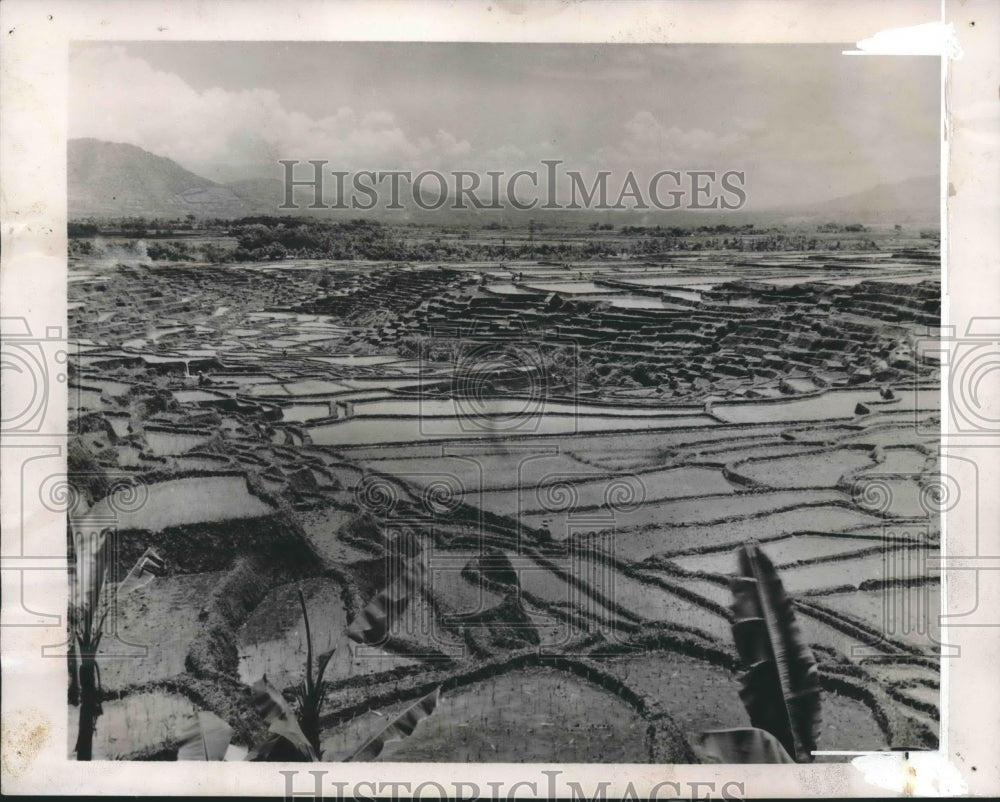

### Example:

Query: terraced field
xmin=66 ymin=247 xmax=942 ymax=762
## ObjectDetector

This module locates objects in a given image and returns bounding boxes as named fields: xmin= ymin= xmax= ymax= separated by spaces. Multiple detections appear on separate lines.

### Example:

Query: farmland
xmin=66 ymin=219 xmax=942 ymax=761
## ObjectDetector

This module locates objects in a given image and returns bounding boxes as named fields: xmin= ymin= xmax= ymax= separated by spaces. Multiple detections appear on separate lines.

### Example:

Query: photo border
xmin=2 ymin=0 xmax=997 ymax=796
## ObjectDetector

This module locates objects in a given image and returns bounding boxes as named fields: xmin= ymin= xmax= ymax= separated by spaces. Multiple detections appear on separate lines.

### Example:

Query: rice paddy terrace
xmin=67 ymin=247 xmax=943 ymax=761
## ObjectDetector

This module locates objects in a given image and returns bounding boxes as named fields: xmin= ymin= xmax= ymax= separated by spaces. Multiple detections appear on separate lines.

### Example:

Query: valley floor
xmin=66 ymin=248 xmax=943 ymax=762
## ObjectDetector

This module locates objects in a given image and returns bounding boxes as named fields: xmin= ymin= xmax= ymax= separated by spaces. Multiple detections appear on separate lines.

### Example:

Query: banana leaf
xmin=729 ymin=542 xmax=821 ymax=762
xmin=69 ymin=521 xmax=112 ymax=633
xmin=291 ymin=588 xmax=335 ymax=757
xmin=247 ymin=677 xmax=316 ymax=761
xmin=342 ymin=686 xmax=440 ymax=762
xmin=347 ymin=559 xmax=422 ymax=645
xmin=176 ymin=711 xmax=233 ymax=761
xmin=118 ymin=547 xmax=167 ymax=597
xmin=687 ymin=727 xmax=796 ymax=764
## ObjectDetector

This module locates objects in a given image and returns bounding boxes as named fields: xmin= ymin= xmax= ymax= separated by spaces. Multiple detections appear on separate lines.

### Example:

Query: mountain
xmin=69 ymin=139 xmax=940 ymax=226
xmin=778 ymin=175 xmax=940 ymax=225
xmin=226 ymin=177 xmax=288 ymax=208
xmin=66 ymin=141 xmax=521 ymax=221
xmin=68 ymin=139 xmax=277 ymax=219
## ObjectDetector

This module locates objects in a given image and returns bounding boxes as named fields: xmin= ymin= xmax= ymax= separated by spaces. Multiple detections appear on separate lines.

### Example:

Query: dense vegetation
xmin=68 ymin=215 xmax=930 ymax=263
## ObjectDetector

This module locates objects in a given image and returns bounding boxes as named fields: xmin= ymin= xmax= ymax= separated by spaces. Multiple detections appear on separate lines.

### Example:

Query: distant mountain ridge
xmin=68 ymin=138 xmax=940 ymax=225
xmin=69 ymin=139 xmax=277 ymax=218
xmin=782 ymin=175 xmax=940 ymax=224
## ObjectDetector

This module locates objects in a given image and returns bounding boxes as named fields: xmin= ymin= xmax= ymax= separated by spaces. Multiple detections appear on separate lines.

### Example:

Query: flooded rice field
xmin=66 ymin=251 xmax=942 ymax=761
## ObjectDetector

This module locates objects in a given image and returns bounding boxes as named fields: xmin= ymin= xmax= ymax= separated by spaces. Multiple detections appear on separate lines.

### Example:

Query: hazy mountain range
xmin=68 ymin=138 xmax=940 ymax=226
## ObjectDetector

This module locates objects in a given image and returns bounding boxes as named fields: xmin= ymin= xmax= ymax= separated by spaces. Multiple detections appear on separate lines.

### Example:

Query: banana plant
xmin=291 ymin=589 xmax=335 ymax=756
xmin=69 ymin=525 xmax=109 ymax=762
xmin=70 ymin=494 xmax=166 ymax=760
xmin=245 ymin=590 xmax=333 ymax=761
xmin=180 ymin=584 xmax=441 ymax=762
xmin=688 ymin=542 xmax=822 ymax=764
xmin=247 ymin=674 xmax=319 ymax=761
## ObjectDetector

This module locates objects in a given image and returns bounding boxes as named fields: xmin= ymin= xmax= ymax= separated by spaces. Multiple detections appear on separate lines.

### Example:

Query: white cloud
xmin=592 ymin=110 xmax=746 ymax=171
xmin=70 ymin=48 xmax=761 ymax=191
xmin=69 ymin=46 xmax=472 ymax=174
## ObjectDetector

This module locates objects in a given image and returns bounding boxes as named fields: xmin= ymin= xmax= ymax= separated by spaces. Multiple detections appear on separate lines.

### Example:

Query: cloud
xmin=69 ymin=46 xmax=472 ymax=174
xmin=592 ymin=110 xmax=747 ymax=171
xmin=67 ymin=43 xmax=936 ymax=210
xmin=70 ymin=47 xmax=748 ymax=180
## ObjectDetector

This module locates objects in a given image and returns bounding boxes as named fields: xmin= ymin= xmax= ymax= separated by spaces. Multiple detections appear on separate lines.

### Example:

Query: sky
xmin=69 ymin=42 xmax=940 ymax=210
